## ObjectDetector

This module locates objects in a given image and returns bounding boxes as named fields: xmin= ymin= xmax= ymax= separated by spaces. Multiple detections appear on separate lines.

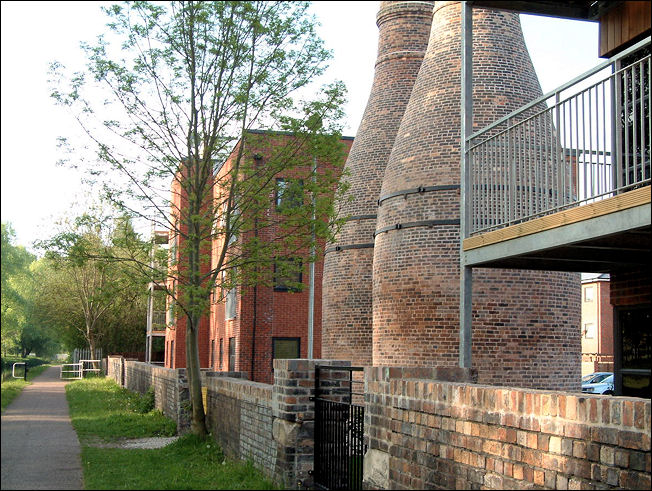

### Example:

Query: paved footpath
xmin=1 ymin=366 xmax=83 ymax=490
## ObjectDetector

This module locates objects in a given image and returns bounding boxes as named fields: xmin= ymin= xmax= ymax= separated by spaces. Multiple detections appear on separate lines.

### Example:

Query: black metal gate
xmin=312 ymin=365 xmax=365 ymax=490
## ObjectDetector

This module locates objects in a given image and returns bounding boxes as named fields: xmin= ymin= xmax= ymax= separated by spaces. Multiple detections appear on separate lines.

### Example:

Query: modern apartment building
xmin=161 ymin=130 xmax=353 ymax=383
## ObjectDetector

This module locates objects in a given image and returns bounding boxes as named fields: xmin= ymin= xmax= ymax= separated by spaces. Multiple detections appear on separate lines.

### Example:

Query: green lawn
xmin=1 ymin=364 xmax=50 ymax=412
xmin=66 ymin=377 xmax=280 ymax=490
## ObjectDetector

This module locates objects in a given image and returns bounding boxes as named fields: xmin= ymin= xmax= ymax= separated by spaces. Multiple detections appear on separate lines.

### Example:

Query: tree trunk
xmin=186 ymin=316 xmax=208 ymax=437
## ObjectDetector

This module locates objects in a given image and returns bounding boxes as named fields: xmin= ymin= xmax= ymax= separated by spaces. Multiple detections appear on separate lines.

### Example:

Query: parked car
xmin=582 ymin=372 xmax=614 ymax=395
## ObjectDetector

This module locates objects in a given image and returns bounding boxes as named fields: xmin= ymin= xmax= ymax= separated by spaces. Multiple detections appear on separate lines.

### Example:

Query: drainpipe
xmin=251 ymin=154 xmax=262 ymax=379
xmin=307 ymin=157 xmax=317 ymax=359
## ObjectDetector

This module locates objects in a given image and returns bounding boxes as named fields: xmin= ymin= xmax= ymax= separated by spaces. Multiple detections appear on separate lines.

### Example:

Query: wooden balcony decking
xmin=461 ymin=186 xmax=650 ymax=273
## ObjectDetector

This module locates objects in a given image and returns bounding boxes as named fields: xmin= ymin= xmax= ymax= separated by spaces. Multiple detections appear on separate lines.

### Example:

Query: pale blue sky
xmin=1 ymin=1 xmax=601 ymax=251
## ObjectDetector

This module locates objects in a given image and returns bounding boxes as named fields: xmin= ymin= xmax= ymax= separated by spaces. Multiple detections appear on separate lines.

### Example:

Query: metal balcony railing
xmin=465 ymin=37 xmax=650 ymax=237
xmin=151 ymin=310 xmax=167 ymax=330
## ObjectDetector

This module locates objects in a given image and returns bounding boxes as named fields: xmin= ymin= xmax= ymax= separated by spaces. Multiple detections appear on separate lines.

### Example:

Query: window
xmin=584 ymin=286 xmax=594 ymax=302
xmin=219 ymin=338 xmax=224 ymax=370
xmin=228 ymin=337 xmax=236 ymax=371
xmin=222 ymin=269 xmax=237 ymax=319
xmin=583 ymin=323 xmax=596 ymax=339
xmin=275 ymin=178 xmax=304 ymax=210
xmin=274 ymin=258 xmax=303 ymax=292
xmin=170 ymin=340 xmax=174 ymax=368
xmin=210 ymin=339 xmax=215 ymax=368
xmin=168 ymin=279 xmax=177 ymax=325
xmin=225 ymin=286 xmax=237 ymax=319
xmin=617 ymin=307 xmax=651 ymax=398
xmin=272 ymin=337 xmax=301 ymax=370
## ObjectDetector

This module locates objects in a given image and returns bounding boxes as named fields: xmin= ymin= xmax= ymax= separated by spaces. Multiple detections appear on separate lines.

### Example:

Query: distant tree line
xmin=1 ymin=211 xmax=150 ymax=360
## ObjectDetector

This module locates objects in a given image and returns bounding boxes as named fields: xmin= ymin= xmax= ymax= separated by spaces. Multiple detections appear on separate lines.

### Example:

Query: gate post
xmin=272 ymin=359 xmax=351 ymax=490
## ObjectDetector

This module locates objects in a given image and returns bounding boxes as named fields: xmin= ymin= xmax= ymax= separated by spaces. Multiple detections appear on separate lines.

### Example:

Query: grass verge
xmin=66 ymin=377 xmax=280 ymax=490
xmin=66 ymin=377 xmax=176 ymax=441
xmin=1 ymin=364 xmax=50 ymax=412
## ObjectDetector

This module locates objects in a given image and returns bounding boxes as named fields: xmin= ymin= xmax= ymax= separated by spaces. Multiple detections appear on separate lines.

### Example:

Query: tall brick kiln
xmin=321 ymin=1 xmax=435 ymax=365
xmin=325 ymin=1 xmax=581 ymax=391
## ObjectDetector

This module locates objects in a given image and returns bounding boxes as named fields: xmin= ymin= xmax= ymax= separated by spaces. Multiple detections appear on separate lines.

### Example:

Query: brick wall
xmin=322 ymin=0 xmax=435 ymax=366
xmin=165 ymin=164 xmax=212 ymax=370
xmin=610 ymin=270 xmax=651 ymax=307
xmin=107 ymin=356 xmax=124 ymax=385
xmin=204 ymin=372 xmax=275 ymax=475
xmin=106 ymin=358 xmax=650 ymax=490
xmin=365 ymin=367 xmax=651 ymax=490
xmin=271 ymin=358 xmax=353 ymax=488
xmin=372 ymin=1 xmax=581 ymax=390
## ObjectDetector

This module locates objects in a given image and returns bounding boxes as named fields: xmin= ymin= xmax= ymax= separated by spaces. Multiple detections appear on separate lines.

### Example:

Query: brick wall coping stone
xmin=368 ymin=366 xmax=478 ymax=382
xmin=367 ymin=377 xmax=651 ymax=447
xmin=205 ymin=376 xmax=272 ymax=405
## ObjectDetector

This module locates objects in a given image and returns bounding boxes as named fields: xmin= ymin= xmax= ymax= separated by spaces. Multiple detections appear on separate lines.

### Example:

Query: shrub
xmin=137 ymin=386 xmax=156 ymax=414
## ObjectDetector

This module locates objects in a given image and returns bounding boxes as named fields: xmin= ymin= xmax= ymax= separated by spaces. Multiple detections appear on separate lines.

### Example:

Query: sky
xmin=0 ymin=1 xmax=601 ymax=253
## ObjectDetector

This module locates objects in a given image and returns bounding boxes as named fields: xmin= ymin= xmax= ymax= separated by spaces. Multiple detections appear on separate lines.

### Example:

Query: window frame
xmin=273 ymin=257 xmax=304 ymax=292
xmin=275 ymin=177 xmax=304 ymax=211
xmin=228 ymin=337 xmax=236 ymax=372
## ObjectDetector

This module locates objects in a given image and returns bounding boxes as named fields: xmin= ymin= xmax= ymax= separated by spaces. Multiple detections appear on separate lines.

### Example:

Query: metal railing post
xmin=459 ymin=1 xmax=473 ymax=369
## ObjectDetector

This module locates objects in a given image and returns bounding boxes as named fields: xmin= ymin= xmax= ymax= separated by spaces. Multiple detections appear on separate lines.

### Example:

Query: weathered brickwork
xmin=372 ymin=1 xmax=581 ymax=390
xmin=106 ymin=359 xmax=651 ymax=490
xmin=204 ymin=372 xmax=276 ymax=476
xmin=365 ymin=367 xmax=652 ymax=490
xmin=106 ymin=356 xmax=124 ymax=385
xmin=271 ymin=358 xmax=352 ymax=488
xmin=322 ymin=1 xmax=435 ymax=365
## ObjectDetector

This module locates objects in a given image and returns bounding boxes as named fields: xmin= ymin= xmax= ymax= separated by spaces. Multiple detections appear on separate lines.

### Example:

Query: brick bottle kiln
xmin=325 ymin=1 xmax=581 ymax=391
xmin=322 ymin=1 xmax=435 ymax=365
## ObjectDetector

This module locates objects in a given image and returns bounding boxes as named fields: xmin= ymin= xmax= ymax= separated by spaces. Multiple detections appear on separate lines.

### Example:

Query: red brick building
xmin=164 ymin=165 xmax=213 ymax=370
xmin=164 ymin=130 xmax=353 ymax=382
xmin=208 ymin=130 xmax=353 ymax=383
xmin=581 ymin=273 xmax=614 ymax=376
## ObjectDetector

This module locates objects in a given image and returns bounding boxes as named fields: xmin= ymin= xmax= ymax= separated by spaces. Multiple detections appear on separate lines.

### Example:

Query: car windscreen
xmin=583 ymin=373 xmax=611 ymax=384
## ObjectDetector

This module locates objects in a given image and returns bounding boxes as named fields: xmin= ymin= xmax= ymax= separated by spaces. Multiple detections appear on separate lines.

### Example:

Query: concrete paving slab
xmin=1 ymin=365 xmax=83 ymax=490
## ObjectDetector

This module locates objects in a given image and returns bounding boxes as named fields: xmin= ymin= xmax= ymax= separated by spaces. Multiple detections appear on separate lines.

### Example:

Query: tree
xmin=1 ymin=224 xmax=62 ymax=358
xmin=1 ymin=223 xmax=36 ymax=355
xmin=36 ymin=211 xmax=150 ymax=358
xmin=50 ymin=1 xmax=349 ymax=436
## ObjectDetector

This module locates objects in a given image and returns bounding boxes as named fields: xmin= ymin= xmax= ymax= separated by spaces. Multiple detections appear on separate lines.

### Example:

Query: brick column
xmin=272 ymin=358 xmax=351 ymax=489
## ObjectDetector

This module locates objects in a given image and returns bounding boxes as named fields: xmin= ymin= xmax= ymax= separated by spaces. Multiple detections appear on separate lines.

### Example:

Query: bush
xmin=1 ymin=356 xmax=48 ymax=372
xmin=137 ymin=386 xmax=156 ymax=414
xmin=1 ymin=356 xmax=49 ymax=382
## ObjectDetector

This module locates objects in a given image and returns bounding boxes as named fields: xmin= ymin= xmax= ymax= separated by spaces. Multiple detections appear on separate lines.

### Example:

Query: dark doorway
xmin=615 ymin=306 xmax=651 ymax=398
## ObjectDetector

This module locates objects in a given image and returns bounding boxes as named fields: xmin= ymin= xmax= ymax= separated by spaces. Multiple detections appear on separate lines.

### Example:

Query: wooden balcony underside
xmin=462 ymin=186 xmax=651 ymax=273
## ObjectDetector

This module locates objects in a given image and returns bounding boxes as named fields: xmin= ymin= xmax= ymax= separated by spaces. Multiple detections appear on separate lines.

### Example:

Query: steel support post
xmin=459 ymin=1 xmax=473 ymax=368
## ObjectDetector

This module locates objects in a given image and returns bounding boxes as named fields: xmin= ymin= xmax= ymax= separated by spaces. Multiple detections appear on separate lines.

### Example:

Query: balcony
xmin=147 ymin=310 xmax=167 ymax=334
xmin=461 ymin=37 xmax=650 ymax=274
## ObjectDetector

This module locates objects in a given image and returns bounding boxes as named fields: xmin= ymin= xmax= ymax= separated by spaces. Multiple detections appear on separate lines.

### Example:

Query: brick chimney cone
xmin=322 ymin=1 xmax=435 ymax=365
xmin=373 ymin=1 xmax=581 ymax=390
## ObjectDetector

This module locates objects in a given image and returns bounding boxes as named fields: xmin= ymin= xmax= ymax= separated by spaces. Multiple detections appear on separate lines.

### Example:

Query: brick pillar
xmin=272 ymin=358 xmax=351 ymax=489
xmin=372 ymin=1 xmax=581 ymax=390
xmin=322 ymin=1 xmax=435 ymax=365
